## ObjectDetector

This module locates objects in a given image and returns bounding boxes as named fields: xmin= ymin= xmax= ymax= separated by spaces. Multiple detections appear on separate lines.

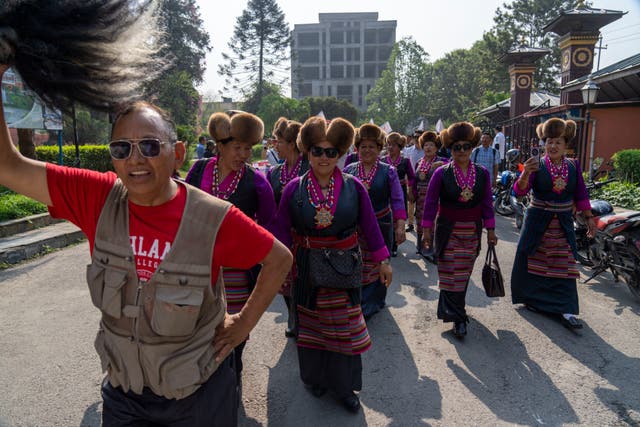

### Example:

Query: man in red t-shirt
xmin=0 ymin=68 xmax=292 ymax=425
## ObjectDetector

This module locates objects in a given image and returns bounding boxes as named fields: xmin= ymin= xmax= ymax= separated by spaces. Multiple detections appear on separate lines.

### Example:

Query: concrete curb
xmin=0 ymin=213 xmax=63 ymax=238
xmin=0 ymin=222 xmax=86 ymax=265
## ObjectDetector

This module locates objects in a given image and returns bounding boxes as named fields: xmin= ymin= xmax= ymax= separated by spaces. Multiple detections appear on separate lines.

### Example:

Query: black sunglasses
xmin=109 ymin=138 xmax=172 ymax=160
xmin=451 ymin=142 xmax=473 ymax=152
xmin=310 ymin=146 xmax=340 ymax=158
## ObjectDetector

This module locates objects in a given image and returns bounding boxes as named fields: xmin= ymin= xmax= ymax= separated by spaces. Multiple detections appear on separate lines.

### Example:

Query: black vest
xmin=269 ymin=158 xmax=310 ymax=205
xmin=344 ymin=161 xmax=390 ymax=213
xmin=531 ymin=159 xmax=578 ymax=202
xmin=228 ymin=166 xmax=258 ymax=218
xmin=290 ymin=172 xmax=359 ymax=239
xmin=439 ymin=163 xmax=487 ymax=209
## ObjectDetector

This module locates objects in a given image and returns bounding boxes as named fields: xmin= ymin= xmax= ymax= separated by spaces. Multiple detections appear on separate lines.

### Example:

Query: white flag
xmin=369 ymin=118 xmax=375 ymax=124
xmin=381 ymin=121 xmax=393 ymax=133
xmin=435 ymin=119 xmax=445 ymax=133
xmin=416 ymin=120 xmax=425 ymax=132
xmin=316 ymin=110 xmax=326 ymax=120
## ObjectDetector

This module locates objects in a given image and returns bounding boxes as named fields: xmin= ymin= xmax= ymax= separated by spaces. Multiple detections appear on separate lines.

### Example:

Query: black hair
xmin=111 ymin=101 xmax=177 ymax=142
xmin=482 ymin=131 xmax=492 ymax=137
xmin=495 ymin=125 xmax=503 ymax=131
xmin=0 ymin=0 xmax=168 ymax=115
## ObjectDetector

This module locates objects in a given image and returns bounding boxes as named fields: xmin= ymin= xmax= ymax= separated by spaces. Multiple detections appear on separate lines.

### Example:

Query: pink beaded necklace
xmin=417 ymin=156 xmax=436 ymax=180
xmin=385 ymin=154 xmax=402 ymax=168
xmin=453 ymin=162 xmax=476 ymax=202
xmin=280 ymin=155 xmax=302 ymax=186
xmin=307 ymin=172 xmax=336 ymax=228
xmin=357 ymin=160 xmax=379 ymax=190
xmin=545 ymin=155 xmax=568 ymax=194
xmin=212 ymin=160 xmax=245 ymax=200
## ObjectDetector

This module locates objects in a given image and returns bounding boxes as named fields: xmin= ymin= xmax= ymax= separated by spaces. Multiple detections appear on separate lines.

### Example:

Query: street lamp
xmin=581 ymin=79 xmax=600 ymax=180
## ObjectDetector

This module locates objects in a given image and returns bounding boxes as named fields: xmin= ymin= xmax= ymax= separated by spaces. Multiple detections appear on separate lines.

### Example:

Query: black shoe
xmin=560 ymin=315 xmax=583 ymax=330
xmin=305 ymin=384 xmax=327 ymax=398
xmin=391 ymin=250 xmax=398 ymax=257
xmin=285 ymin=327 xmax=297 ymax=338
xmin=406 ymin=224 xmax=414 ymax=232
xmin=524 ymin=304 xmax=540 ymax=313
xmin=453 ymin=322 xmax=467 ymax=338
xmin=340 ymin=393 xmax=361 ymax=413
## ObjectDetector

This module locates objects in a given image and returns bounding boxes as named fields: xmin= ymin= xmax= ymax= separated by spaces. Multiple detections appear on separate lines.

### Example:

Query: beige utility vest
xmin=86 ymin=180 xmax=230 ymax=399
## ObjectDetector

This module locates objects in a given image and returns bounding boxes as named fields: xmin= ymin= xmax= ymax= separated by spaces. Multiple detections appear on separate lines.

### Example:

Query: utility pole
xmin=595 ymin=36 xmax=608 ymax=72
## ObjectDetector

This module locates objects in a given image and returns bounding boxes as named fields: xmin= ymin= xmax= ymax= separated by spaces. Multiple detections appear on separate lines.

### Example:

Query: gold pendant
xmin=419 ymin=172 xmax=426 ymax=181
xmin=315 ymin=207 xmax=333 ymax=228
xmin=553 ymin=177 xmax=567 ymax=192
xmin=363 ymin=182 xmax=370 ymax=191
xmin=460 ymin=187 xmax=474 ymax=202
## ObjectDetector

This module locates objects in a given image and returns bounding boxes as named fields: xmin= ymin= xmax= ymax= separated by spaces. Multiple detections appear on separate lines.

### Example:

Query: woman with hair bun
xmin=421 ymin=122 xmax=497 ymax=338
xmin=382 ymin=132 xmax=416 ymax=256
xmin=275 ymin=117 xmax=390 ymax=413
xmin=185 ymin=111 xmax=277 ymax=380
xmin=412 ymin=131 xmax=447 ymax=258
xmin=266 ymin=117 xmax=309 ymax=338
xmin=511 ymin=118 xmax=594 ymax=330
xmin=344 ymin=124 xmax=406 ymax=319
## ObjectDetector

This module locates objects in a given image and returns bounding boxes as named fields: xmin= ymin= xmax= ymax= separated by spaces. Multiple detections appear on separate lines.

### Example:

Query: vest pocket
xmin=86 ymin=265 xmax=128 ymax=318
xmin=151 ymin=285 xmax=204 ymax=336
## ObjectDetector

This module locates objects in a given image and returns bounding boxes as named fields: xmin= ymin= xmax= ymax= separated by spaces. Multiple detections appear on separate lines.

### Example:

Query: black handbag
xmin=482 ymin=245 xmax=505 ymax=297
xmin=308 ymin=247 xmax=363 ymax=289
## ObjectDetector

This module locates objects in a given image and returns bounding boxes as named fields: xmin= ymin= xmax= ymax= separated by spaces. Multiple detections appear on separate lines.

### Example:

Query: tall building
xmin=291 ymin=12 xmax=397 ymax=112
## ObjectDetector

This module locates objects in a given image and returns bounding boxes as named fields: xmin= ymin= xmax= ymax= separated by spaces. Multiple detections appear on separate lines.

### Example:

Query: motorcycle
xmin=493 ymin=170 xmax=517 ymax=216
xmin=510 ymin=192 xmax=530 ymax=230
xmin=575 ymin=179 xmax=640 ymax=300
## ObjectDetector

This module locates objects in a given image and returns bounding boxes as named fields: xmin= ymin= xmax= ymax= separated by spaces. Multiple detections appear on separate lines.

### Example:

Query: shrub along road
xmin=0 ymin=215 xmax=638 ymax=426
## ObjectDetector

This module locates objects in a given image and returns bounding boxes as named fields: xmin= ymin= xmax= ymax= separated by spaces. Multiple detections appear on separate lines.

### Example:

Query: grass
xmin=0 ymin=192 xmax=48 ymax=222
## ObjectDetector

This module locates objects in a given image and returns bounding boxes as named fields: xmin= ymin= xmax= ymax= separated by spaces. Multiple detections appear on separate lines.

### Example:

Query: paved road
xmin=0 ymin=215 xmax=639 ymax=426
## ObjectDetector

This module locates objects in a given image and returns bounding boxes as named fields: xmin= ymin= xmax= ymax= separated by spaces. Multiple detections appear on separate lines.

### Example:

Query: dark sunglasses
xmin=451 ymin=142 xmax=473 ymax=152
xmin=310 ymin=146 xmax=340 ymax=158
xmin=109 ymin=138 xmax=172 ymax=160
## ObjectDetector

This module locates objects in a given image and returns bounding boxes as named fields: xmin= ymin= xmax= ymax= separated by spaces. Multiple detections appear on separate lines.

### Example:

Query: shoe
xmin=391 ymin=250 xmax=398 ymax=257
xmin=406 ymin=224 xmax=414 ymax=232
xmin=560 ymin=315 xmax=583 ymax=330
xmin=340 ymin=393 xmax=361 ymax=413
xmin=524 ymin=304 xmax=540 ymax=313
xmin=305 ymin=384 xmax=327 ymax=398
xmin=285 ymin=327 xmax=297 ymax=338
xmin=453 ymin=322 xmax=467 ymax=338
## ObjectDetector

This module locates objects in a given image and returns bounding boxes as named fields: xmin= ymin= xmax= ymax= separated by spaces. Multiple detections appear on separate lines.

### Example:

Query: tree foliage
xmin=256 ymin=95 xmax=310 ymax=135
xmin=218 ymin=0 xmax=291 ymax=105
xmin=62 ymin=109 xmax=110 ymax=145
xmin=242 ymin=81 xmax=282 ymax=114
xmin=304 ymin=97 xmax=359 ymax=124
xmin=365 ymin=38 xmax=431 ymax=133
xmin=154 ymin=70 xmax=200 ymax=127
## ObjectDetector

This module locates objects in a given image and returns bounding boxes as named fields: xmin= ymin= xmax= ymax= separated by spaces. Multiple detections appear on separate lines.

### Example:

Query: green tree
xmin=243 ymin=81 xmax=282 ymax=114
xmin=365 ymin=37 xmax=431 ymax=133
xmin=155 ymin=70 xmax=200 ymax=127
xmin=218 ymin=0 xmax=291 ymax=105
xmin=62 ymin=108 xmax=110 ymax=145
xmin=304 ymin=97 xmax=359 ymax=124
xmin=256 ymin=94 xmax=310 ymax=135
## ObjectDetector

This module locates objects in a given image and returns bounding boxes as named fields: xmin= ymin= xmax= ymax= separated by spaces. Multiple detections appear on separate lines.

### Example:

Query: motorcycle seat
xmin=590 ymin=200 xmax=613 ymax=217
xmin=596 ymin=210 xmax=640 ymax=231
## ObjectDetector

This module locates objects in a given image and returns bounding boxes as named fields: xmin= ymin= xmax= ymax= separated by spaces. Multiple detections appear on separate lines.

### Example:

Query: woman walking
xmin=344 ymin=124 xmax=406 ymax=319
xmin=185 ymin=111 xmax=277 ymax=378
xmin=382 ymin=132 xmax=416 ymax=256
xmin=275 ymin=117 xmax=391 ymax=413
xmin=511 ymin=118 xmax=595 ymax=329
xmin=412 ymin=131 xmax=447 ymax=258
xmin=421 ymin=122 xmax=497 ymax=338
xmin=266 ymin=117 xmax=308 ymax=337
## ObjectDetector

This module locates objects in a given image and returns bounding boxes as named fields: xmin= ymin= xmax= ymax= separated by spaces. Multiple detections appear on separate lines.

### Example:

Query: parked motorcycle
xmin=575 ymin=179 xmax=640 ymax=300
xmin=510 ymin=192 xmax=529 ymax=230
xmin=494 ymin=169 xmax=517 ymax=216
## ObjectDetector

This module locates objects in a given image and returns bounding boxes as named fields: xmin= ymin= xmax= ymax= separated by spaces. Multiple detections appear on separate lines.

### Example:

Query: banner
xmin=1 ymin=67 xmax=63 ymax=130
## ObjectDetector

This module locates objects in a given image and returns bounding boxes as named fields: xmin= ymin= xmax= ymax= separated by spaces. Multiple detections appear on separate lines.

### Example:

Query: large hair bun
xmin=536 ymin=118 xmax=577 ymax=143
xmin=273 ymin=117 xmax=302 ymax=145
xmin=355 ymin=123 xmax=385 ymax=149
xmin=208 ymin=111 xmax=264 ymax=145
xmin=418 ymin=130 xmax=441 ymax=148
xmin=440 ymin=122 xmax=481 ymax=148
xmin=386 ymin=132 xmax=406 ymax=148
xmin=326 ymin=118 xmax=355 ymax=155
xmin=298 ymin=117 xmax=354 ymax=156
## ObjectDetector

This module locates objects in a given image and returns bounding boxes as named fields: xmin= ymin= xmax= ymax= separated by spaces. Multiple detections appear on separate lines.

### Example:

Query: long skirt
xmin=360 ymin=278 xmax=387 ymax=318
xmin=297 ymin=288 xmax=371 ymax=396
xmin=436 ymin=221 xmax=480 ymax=323
xmin=511 ymin=218 xmax=579 ymax=314
xmin=223 ymin=269 xmax=251 ymax=377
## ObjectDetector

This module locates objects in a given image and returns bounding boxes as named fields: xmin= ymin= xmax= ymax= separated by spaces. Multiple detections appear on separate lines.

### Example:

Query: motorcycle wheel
xmin=515 ymin=213 xmax=523 ymax=230
xmin=494 ymin=193 xmax=514 ymax=216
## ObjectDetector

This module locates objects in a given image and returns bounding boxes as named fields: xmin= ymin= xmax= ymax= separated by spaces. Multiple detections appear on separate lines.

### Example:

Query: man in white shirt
xmin=493 ymin=125 xmax=506 ymax=170
xmin=402 ymin=132 xmax=425 ymax=232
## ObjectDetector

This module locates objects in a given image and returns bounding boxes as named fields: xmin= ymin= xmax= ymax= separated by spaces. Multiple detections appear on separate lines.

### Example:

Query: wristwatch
xmin=381 ymin=258 xmax=391 ymax=265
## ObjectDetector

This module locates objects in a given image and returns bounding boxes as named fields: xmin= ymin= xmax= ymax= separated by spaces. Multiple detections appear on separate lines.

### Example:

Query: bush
xmin=36 ymin=145 xmax=114 ymax=172
xmin=590 ymin=181 xmax=640 ymax=210
xmin=0 ymin=193 xmax=47 ymax=221
xmin=252 ymin=143 xmax=264 ymax=162
xmin=612 ymin=149 xmax=640 ymax=184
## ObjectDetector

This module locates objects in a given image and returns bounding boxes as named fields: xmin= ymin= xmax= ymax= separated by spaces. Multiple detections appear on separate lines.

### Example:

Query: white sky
xmin=195 ymin=0 xmax=640 ymax=100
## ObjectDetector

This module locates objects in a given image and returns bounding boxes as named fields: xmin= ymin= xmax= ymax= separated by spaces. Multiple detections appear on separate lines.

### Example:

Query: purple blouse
xmin=420 ymin=165 xmax=496 ymax=229
xmin=275 ymin=170 xmax=390 ymax=262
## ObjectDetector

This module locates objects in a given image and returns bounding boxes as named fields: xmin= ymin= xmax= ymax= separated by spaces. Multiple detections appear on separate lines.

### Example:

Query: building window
xmin=346 ymin=65 xmax=360 ymax=78
xmin=364 ymin=29 xmax=377 ymax=44
xmin=301 ymin=66 xmax=320 ymax=80
xmin=298 ymin=50 xmax=320 ymax=64
xmin=331 ymin=65 xmax=344 ymax=78
xmin=330 ymin=48 xmax=344 ymax=62
xmin=378 ymin=46 xmax=393 ymax=62
xmin=337 ymin=85 xmax=353 ymax=99
xmin=346 ymin=30 xmax=360 ymax=44
xmin=298 ymin=33 xmax=319 ymax=47
xmin=364 ymin=64 xmax=376 ymax=78
xmin=377 ymin=63 xmax=387 ymax=77
xmin=299 ymin=84 xmax=312 ymax=97
xmin=346 ymin=47 xmax=360 ymax=61
xmin=358 ymin=85 xmax=363 ymax=96
xmin=330 ymin=31 xmax=344 ymax=44
xmin=364 ymin=46 xmax=377 ymax=62
xmin=328 ymin=86 xmax=332 ymax=96
xmin=378 ymin=29 xmax=394 ymax=44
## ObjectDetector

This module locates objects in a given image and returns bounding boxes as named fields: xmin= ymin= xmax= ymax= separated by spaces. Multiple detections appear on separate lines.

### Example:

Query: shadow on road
xmin=444 ymin=320 xmax=579 ymax=426
xmin=517 ymin=308 xmax=640 ymax=424
xmin=79 ymin=401 xmax=101 ymax=427
xmin=578 ymin=267 xmax=640 ymax=316
xmin=361 ymin=308 xmax=442 ymax=426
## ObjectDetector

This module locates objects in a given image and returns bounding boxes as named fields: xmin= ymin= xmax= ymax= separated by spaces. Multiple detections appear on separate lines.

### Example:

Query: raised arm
xmin=0 ymin=65 xmax=51 ymax=205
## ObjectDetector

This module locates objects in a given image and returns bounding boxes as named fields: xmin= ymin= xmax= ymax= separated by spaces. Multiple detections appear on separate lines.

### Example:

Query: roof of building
xmin=544 ymin=6 xmax=626 ymax=36
xmin=562 ymin=52 xmax=640 ymax=102
xmin=476 ymin=91 xmax=561 ymax=119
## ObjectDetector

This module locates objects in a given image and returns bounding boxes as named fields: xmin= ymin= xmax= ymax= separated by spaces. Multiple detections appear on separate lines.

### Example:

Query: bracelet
xmin=381 ymin=258 xmax=391 ymax=265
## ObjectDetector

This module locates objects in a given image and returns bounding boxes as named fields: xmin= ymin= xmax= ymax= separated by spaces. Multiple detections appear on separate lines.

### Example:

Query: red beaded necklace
xmin=545 ymin=155 xmax=568 ymax=194
xmin=357 ymin=160 xmax=379 ymax=190
xmin=212 ymin=160 xmax=245 ymax=200
xmin=280 ymin=155 xmax=302 ymax=186
xmin=417 ymin=156 xmax=436 ymax=180
xmin=385 ymin=154 xmax=402 ymax=168
xmin=453 ymin=162 xmax=476 ymax=202
xmin=307 ymin=172 xmax=335 ymax=228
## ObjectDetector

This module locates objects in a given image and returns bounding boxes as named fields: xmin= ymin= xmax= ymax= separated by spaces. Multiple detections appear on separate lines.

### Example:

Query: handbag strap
xmin=489 ymin=244 xmax=501 ymax=270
